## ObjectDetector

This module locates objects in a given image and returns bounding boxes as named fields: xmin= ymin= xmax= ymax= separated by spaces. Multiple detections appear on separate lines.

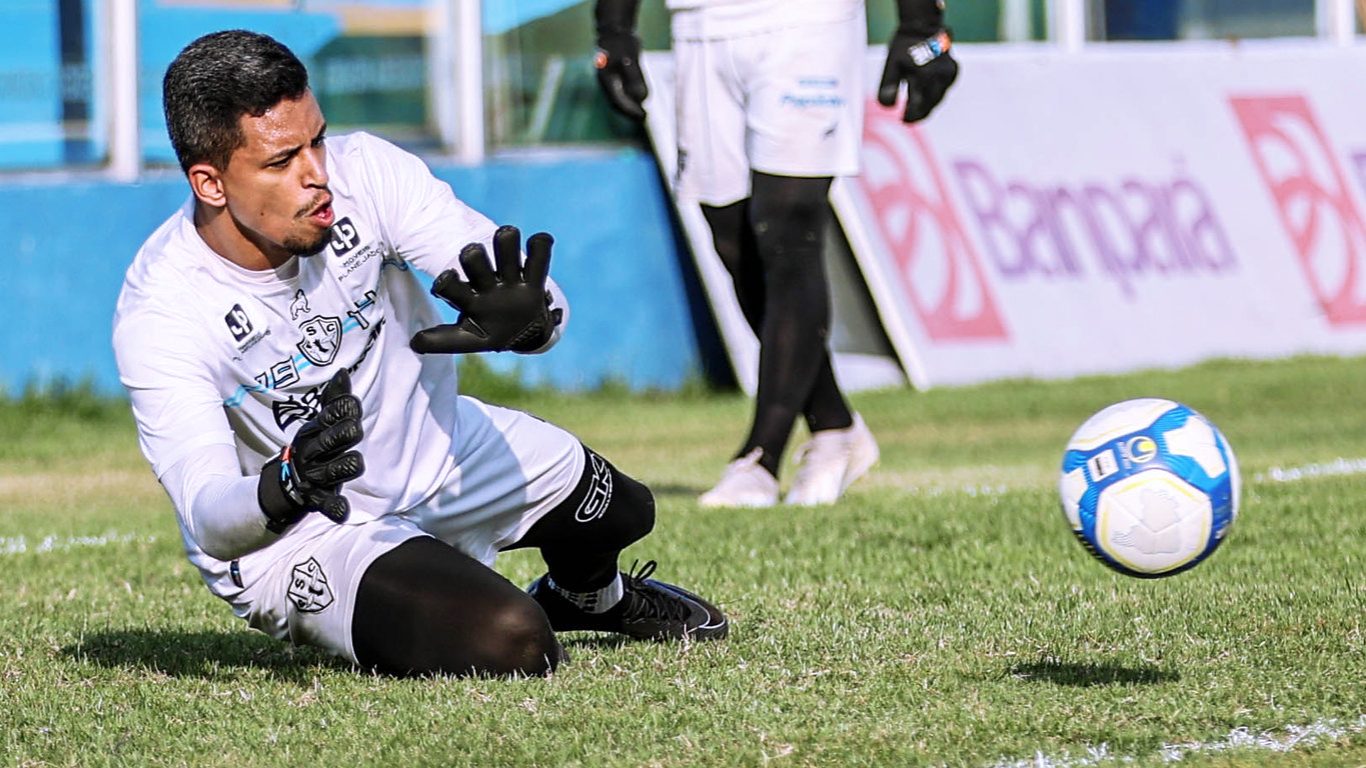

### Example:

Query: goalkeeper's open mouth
xmin=302 ymin=193 xmax=334 ymax=228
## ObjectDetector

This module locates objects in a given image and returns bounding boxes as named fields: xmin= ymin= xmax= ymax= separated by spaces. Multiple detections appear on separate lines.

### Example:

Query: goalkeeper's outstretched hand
xmin=878 ymin=27 xmax=957 ymax=123
xmin=410 ymin=225 xmax=562 ymax=355
xmin=593 ymin=0 xmax=647 ymax=120
xmin=878 ymin=18 xmax=958 ymax=124
xmin=258 ymin=369 xmax=365 ymax=532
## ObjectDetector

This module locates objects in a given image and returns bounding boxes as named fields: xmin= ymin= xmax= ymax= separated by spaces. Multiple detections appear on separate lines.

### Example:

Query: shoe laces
xmin=621 ymin=560 xmax=691 ymax=622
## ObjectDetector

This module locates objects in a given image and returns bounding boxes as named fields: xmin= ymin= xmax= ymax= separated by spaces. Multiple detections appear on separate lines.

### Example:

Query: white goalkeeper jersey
xmin=666 ymin=0 xmax=862 ymax=38
xmin=113 ymin=131 xmax=565 ymax=599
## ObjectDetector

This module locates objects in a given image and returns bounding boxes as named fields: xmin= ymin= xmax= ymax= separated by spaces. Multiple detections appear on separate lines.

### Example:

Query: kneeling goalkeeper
xmin=113 ymin=30 xmax=727 ymax=677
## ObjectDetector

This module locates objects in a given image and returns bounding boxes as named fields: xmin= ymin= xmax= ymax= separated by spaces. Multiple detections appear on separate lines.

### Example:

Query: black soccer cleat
xmin=527 ymin=560 xmax=729 ymax=642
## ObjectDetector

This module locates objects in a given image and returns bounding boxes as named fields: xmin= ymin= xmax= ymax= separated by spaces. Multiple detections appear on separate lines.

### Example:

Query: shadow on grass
xmin=1009 ymin=659 xmax=1179 ymax=687
xmin=68 ymin=628 xmax=635 ymax=681
xmin=647 ymin=483 xmax=709 ymax=500
xmin=62 ymin=628 xmax=348 ymax=683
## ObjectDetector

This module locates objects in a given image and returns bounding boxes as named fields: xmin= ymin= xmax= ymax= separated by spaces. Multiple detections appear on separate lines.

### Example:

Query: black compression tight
xmin=350 ymin=448 xmax=654 ymax=677
xmin=509 ymin=447 xmax=656 ymax=591
xmin=352 ymin=536 xmax=564 ymax=678
xmin=701 ymin=171 xmax=854 ymax=475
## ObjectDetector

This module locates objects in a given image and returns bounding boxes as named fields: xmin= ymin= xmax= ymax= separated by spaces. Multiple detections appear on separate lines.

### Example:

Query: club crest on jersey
xmin=330 ymin=216 xmax=361 ymax=256
xmin=297 ymin=315 xmax=342 ymax=366
xmin=287 ymin=557 xmax=334 ymax=613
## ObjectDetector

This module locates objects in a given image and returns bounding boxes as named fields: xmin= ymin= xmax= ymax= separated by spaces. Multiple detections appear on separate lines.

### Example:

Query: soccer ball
xmin=1058 ymin=398 xmax=1240 ymax=578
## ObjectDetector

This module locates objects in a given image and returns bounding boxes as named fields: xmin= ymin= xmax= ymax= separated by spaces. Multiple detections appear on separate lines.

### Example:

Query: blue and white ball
xmin=1059 ymin=398 xmax=1240 ymax=578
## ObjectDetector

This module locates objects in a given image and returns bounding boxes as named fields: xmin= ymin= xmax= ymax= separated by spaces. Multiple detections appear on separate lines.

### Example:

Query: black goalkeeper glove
xmin=410 ymin=225 xmax=563 ymax=355
xmin=258 ymin=369 xmax=365 ymax=533
xmin=594 ymin=0 xmax=647 ymax=120
xmin=878 ymin=0 xmax=958 ymax=123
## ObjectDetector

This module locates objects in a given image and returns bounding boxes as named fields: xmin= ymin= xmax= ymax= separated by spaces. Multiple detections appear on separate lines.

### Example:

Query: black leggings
xmin=351 ymin=448 xmax=654 ymax=677
xmin=351 ymin=537 xmax=563 ymax=677
xmin=701 ymin=171 xmax=854 ymax=474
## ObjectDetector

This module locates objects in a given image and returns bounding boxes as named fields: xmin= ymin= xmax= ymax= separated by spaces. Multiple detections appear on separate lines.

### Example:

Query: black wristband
xmin=258 ymin=454 xmax=306 ymax=534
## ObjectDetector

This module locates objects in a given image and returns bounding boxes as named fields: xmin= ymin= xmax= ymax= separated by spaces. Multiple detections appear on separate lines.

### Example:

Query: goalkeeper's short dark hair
xmin=162 ymin=29 xmax=309 ymax=174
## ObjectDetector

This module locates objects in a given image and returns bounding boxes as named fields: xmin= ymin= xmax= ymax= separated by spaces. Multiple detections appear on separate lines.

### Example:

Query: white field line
xmin=1252 ymin=457 xmax=1366 ymax=483
xmin=0 ymin=476 xmax=1178 ymax=558
xmin=890 ymin=457 xmax=1366 ymax=499
xmin=9 ymin=471 xmax=1330 ymax=540
xmin=0 ymin=532 xmax=156 ymax=556
xmin=0 ymin=460 xmax=1359 ymax=557
xmin=987 ymin=716 xmax=1366 ymax=767
xmin=900 ymin=482 xmax=1026 ymax=498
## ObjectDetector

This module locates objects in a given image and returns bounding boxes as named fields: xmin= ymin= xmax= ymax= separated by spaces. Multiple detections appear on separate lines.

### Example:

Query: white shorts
xmin=230 ymin=396 xmax=586 ymax=662
xmin=672 ymin=9 xmax=867 ymax=206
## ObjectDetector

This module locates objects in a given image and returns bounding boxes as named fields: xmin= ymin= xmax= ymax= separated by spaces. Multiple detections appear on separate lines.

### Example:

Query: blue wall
xmin=0 ymin=147 xmax=707 ymax=395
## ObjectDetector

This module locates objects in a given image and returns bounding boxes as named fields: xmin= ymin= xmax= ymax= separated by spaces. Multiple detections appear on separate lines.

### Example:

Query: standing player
xmin=113 ymin=30 xmax=727 ymax=678
xmin=593 ymin=0 xmax=957 ymax=507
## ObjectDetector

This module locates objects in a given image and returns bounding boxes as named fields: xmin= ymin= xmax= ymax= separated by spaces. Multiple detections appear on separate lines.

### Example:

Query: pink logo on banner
xmin=1231 ymin=95 xmax=1366 ymax=326
xmin=856 ymin=104 xmax=1007 ymax=341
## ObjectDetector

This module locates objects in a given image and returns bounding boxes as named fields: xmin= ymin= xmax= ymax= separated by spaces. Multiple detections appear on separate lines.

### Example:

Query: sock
xmin=547 ymin=573 xmax=623 ymax=614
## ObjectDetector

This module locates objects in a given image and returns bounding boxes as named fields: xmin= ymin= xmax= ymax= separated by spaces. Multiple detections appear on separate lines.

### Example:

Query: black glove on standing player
xmin=258 ymin=369 xmax=365 ymax=533
xmin=879 ymin=0 xmax=959 ymax=123
xmin=593 ymin=0 xmax=647 ymax=120
xmin=410 ymin=225 xmax=562 ymax=355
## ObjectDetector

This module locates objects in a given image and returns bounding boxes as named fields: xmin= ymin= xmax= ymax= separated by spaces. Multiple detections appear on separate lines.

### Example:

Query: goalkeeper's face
xmin=216 ymin=89 xmax=335 ymax=262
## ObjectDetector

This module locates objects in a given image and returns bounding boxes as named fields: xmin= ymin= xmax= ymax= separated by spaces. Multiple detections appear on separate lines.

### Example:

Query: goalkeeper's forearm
xmin=895 ymin=0 xmax=946 ymax=36
xmin=162 ymin=445 xmax=283 ymax=562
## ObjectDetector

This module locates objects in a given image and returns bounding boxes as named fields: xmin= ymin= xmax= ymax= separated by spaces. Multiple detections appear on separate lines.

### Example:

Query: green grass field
xmin=4 ymin=355 xmax=1366 ymax=767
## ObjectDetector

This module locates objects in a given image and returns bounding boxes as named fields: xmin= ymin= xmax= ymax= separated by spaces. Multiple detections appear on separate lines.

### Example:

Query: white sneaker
xmin=698 ymin=449 xmax=779 ymax=508
xmin=784 ymin=413 xmax=880 ymax=506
